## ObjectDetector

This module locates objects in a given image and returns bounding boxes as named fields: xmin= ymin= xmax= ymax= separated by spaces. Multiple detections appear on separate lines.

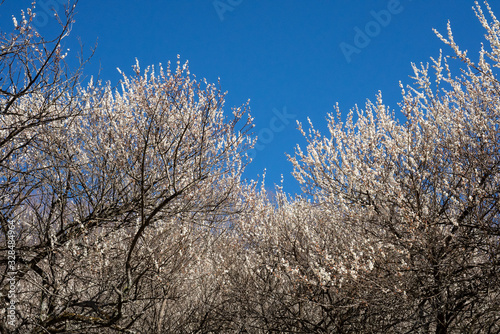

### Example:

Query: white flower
xmin=367 ymin=260 xmax=374 ymax=271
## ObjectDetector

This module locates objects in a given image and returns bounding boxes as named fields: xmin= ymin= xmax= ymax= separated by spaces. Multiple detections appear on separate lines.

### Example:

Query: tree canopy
xmin=1 ymin=1 xmax=499 ymax=333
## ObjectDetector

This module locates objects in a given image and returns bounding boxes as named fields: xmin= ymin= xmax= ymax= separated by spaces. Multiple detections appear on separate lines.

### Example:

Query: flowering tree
xmin=290 ymin=1 xmax=500 ymax=332
xmin=0 ymin=0 xmax=77 ymax=208
xmin=0 ymin=2 xmax=87 ymax=332
xmin=0 ymin=2 xmax=253 ymax=331
xmin=2 ymin=1 xmax=500 ymax=333
xmin=223 ymin=182 xmax=382 ymax=332
xmin=7 ymin=57 xmax=251 ymax=332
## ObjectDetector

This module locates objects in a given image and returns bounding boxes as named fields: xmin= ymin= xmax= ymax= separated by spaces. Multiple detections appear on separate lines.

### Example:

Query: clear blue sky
xmin=2 ymin=0 xmax=498 ymax=195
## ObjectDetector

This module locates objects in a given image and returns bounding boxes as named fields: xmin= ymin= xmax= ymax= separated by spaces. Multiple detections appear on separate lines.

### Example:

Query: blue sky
xmin=2 ymin=0 xmax=499 ymax=195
